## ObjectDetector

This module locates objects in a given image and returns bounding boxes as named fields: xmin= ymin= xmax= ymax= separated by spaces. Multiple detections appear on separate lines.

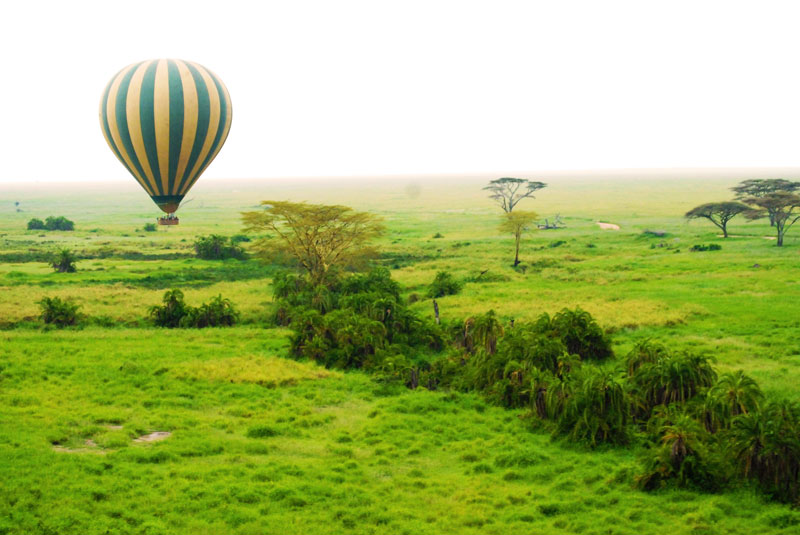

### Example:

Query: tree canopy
xmin=732 ymin=179 xmax=800 ymax=226
xmin=499 ymin=210 xmax=538 ymax=266
xmin=684 ymin=202 xmax=750 ymax=238
xmin=242 ymin=201 xmax=384 ymax=284
xmin=744 ymin=192 xmax=800 ymax=246
xmin=484 ymin=178 xmax=546 ymax=212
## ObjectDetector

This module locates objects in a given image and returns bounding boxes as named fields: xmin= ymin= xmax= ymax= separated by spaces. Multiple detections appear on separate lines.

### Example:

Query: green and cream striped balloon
xmin=99 ymin=59 xmax=232 ymax=214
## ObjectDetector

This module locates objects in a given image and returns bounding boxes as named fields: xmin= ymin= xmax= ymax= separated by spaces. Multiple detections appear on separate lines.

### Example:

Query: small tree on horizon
xmin=744 ymin=192 xmax=800 ymax=246
xmin=684 ymin=202 xmax=750 ymax=238
xmin=499 ymin=210 xmax=538 ymax=266
xmin=242 ymin=201 xmax=384 ymax=285
xmin=484 ymin=177 xmax=547 ymax=212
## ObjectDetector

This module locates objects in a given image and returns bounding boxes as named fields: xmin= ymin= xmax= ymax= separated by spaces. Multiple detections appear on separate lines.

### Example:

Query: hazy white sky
xmin=1 ymin=0 xmax=799 ymax=183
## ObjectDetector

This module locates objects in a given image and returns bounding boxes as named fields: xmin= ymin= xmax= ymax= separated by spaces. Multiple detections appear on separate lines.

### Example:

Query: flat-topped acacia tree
xmin=732 ymin=179 xmax=800 ymax=226
xmin=684 ymin=202 xmax=750 ymax=238
xmin=744 ymin=192 xmax=800 ymax=246
xmin=484 ymin=177 xmax=547 ymax=212
xmin=242 ymin=201 xmax=384 ymax=285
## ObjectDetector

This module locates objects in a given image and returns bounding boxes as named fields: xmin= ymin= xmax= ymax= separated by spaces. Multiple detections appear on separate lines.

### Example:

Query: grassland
xmin=2 ymin=173 xmax=800 ymax=533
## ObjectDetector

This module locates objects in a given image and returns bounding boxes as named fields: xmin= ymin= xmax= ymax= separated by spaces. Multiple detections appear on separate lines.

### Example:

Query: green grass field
xmin=2 ymin=174 xmax=800 ymax=533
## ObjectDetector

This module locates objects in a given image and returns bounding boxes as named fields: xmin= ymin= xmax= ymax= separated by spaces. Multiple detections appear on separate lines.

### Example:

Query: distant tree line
xmin=686 ymin=178 xmax=800 ymax=246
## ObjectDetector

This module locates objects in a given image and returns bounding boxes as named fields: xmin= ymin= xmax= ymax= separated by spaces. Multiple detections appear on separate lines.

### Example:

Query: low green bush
xmin=149 ymin=289 xmax=240 ymax=328
xmin=27 ymin=218 xmax=45 ymax=230
xmin=194 ymin=235 xmax=247 ymax=260
xmin=690 ymin=244 xmax=722 ymax=252
xmin=38 ymin=297 xmax=81 ymax=327
xmin=50 ymin=249 xmax=78 ymax=273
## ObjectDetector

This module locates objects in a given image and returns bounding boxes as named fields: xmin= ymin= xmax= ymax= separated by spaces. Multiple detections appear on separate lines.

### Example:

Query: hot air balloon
xmin=99 ymin=59 xmax=232 ymax=225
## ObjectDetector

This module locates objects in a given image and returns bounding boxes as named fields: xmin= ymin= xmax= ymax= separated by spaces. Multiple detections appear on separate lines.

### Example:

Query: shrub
xmin=729 ymin=400 xmax=800 ymax=503
xmin=689 ymin=244 xmax=722 ymax=252
xmin=635 ymin=413 xmax=725 ymax=491
xmin=544 ymin=308 xmax=613 ymax=361
xmin=548 ymin=240 xmax=566 ymax=248
xmin=282 ymin=267 xmax=442 ymax=370
xmin=51 ymin=249 xmax=78 ymax=273
xmin=432 ymin=232 xmax=444 ymax=239
xmin=38 ymin=297 xmax=81 ymax=327
xmin=149 ymin=289 xmax=240 ymax=328
xmin=698 ymin=371 xmax=763 ymax=433
xmin=44 ymin=216 xmax=75 ymax=231
xmin=27 ymin=218 xmax=45 ymax=230
xmin=194 ymin=235 xmax=246 ymax=260
xmin=142 ymin=223 xmax=157 ymax=232
xmin=427 ymin=271 xmax=462 ymax=298
xmin=184 ymin=295 xmax=240 ymax=327
xmin=631 ymin=351 xmax=716 ymax=416
xmin=149 ymin=289 xmax=190 ymax=328
xmin=555 ymin=368 xmax=630 ymax=446
xmin=230 ymin=234 xmax=251 ymax=244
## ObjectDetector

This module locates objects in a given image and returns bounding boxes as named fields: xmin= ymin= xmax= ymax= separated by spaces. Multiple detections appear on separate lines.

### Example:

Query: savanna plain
xmin=2 ymin=174 xmax=800 ymax=534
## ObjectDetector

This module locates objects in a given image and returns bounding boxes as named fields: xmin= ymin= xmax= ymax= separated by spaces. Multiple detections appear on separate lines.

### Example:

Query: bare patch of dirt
xmin=52 ymin=439 xmax=106 ymax=454
xmin=596 ymin=222 xmax=620 ymax=230
xmin=134 ymin=431 xmax=171 ymax=443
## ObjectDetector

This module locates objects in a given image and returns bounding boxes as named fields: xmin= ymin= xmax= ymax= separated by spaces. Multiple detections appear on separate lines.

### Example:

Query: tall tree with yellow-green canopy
xmin=499 ymin=211 xmax=538 ymax=266
xmin=242 ymin=201 xmax=384 ymax=284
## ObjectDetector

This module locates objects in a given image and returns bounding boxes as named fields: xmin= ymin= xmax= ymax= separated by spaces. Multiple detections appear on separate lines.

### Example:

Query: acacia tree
xmin=732 ymin=179 xmax=800 ymax=226
xmin=484 ymin=177 xmax=546 ymax=212
xmin=499 ymin=210 xmax=538 ymax=266
xmin=744 ymin=192 xmax=800 ymax=246
xmin=684 ymin=202 xmax=750 ymax=238
xmin=242 ymin=201 xmax=384 ymax=284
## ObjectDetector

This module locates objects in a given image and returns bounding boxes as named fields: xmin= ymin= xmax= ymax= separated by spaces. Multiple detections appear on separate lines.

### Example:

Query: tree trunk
xmin=513 ymin=233 xmax=521 ymax=266
xmin=777 ymin=232 xmax=784 ymax=246
xmin=433 ymin=299 xmax=440 ymax=324
xmin=722 ymin=223 xmax=728 ymax=238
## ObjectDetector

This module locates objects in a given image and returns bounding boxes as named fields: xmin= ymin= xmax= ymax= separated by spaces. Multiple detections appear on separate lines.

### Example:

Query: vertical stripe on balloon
xmin=176 ymin=62 xmax=211 ymax=195
xmin=100 ymin=72 xmax=144 ymax=193
xmin=173 ymin=60 xmax=198 ymax=196
xmin=166 ymin=60 xmax=184 ymax=195
xmin=153 ymin=59 xmax=171 ymax=195
xmin=181 ymin=62 xmax=221 ymax=195
xmin=108 ymin=63 xmax=155 ymax=196
xmin=126 ymin=61 xmax=159 ymax=195
xmin=136 ymin=61 xmax=162 ymax=195
xmin=195 ymin=70 xmax=232 ymax=183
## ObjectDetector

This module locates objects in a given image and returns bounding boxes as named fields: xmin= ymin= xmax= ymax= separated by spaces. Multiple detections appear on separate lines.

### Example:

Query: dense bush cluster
xmin=149 ymin=289 xmax=240 ymax=328
xmin=425 ymin=321 xmax=800 ymax=503
xmin=27 ymin=216 xmax=75 ymax=231
xmin=273 ymin=268 xmax=443 ymax=373
xmin=194 ymin=235 xmax=247 ymax=260
xmin=38 ymin=297 xmax=81 ymax=327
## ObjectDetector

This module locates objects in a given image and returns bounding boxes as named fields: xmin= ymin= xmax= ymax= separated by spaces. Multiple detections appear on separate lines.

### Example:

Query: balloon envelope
xmin=99 ymin=59 xmax=232 ymax=213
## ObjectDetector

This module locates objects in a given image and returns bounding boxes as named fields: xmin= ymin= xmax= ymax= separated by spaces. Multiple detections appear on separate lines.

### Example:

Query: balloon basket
xmin=158 ymin=216 xmax=179 ymax=226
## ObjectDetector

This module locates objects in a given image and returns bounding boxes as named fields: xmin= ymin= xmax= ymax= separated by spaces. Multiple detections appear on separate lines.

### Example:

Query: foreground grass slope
xmin=2 ymin=328 xmax=799 ymax=535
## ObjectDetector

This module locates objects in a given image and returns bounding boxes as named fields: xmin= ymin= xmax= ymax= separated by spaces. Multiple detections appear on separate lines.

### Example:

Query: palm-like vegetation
xmin=699 ymin=371 xmax=763 ymax=432
xmin=463 ymin=310 xmax=504 ymax=355
xmin=636 ymin=413 xmax=723 ymax=491
xmin=631 ymin=351 xmax=716 ymax=415
xmin=556 ymin=368 xmax=630 ymax=446
xmin=730 ymin=400 xmax=800 ymax=503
